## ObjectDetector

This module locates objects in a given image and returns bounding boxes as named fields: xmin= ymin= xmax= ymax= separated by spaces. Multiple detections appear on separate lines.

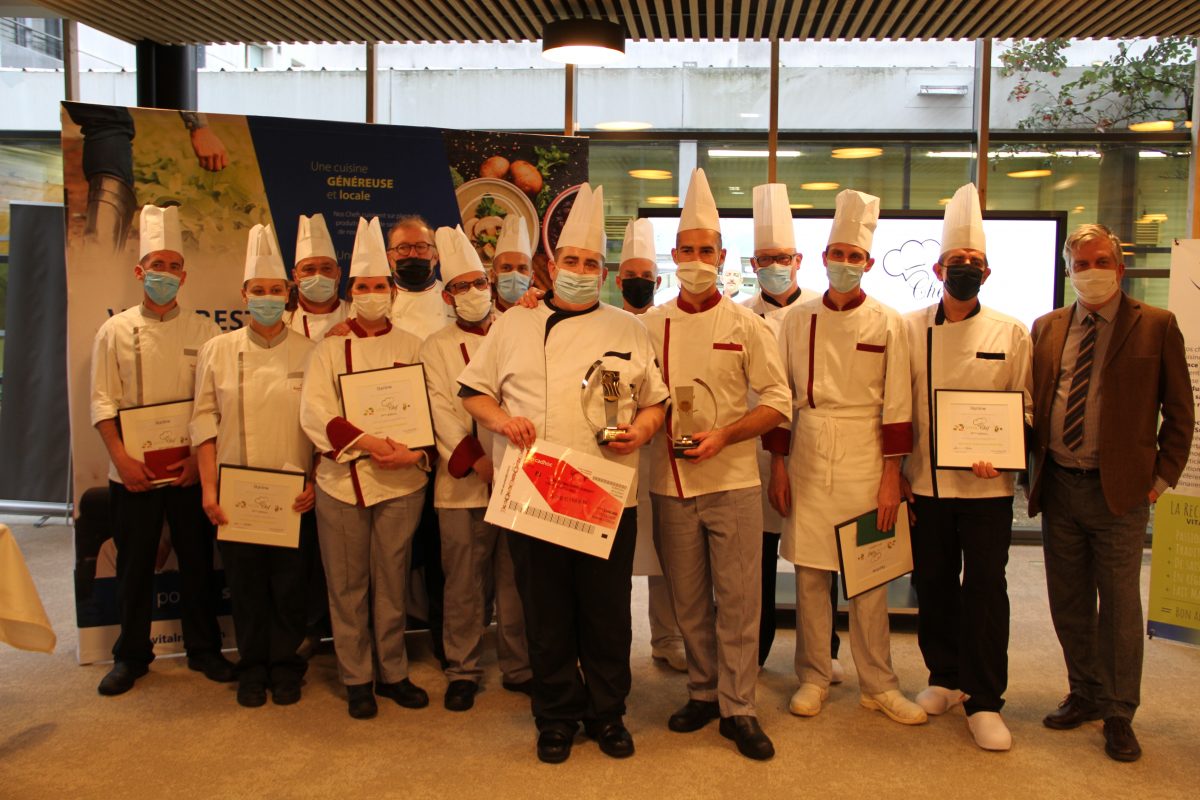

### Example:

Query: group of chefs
xmin=88 ymin=165 xmax=1190 ymax=767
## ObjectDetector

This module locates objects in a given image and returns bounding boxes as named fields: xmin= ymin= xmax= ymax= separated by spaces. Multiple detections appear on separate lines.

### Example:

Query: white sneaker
xmin=789 ymin=683 xmax=828 ymax=717
xmin=830 ymin=659 xmax=845 ymax=685
xmin=967 ymin=711 xmax=1012 ymax=751
xmin=916 ymin=685 xmax=965 ymax=716
xmin=652 ymin=646 xmax=688 ymax=673
xmin=861 ymin=690 xmax=929 ymax=725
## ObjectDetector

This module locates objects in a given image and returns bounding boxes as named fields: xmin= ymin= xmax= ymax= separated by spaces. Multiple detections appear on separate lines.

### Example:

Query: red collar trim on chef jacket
xmin=347 ymin=318 xmax=393 ymax=337
xmin=821 ymin=289 xmax=866 ymax=312
xmin=676 ymin=290 xmax=722 ymax=314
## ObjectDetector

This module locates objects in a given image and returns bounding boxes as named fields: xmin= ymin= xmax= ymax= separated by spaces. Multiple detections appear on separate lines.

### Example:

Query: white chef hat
xmin=827 ymin=189 xmax=880 ymax=252
xmin=679 ymin=168 xmax=720 ymax=234
xmin=494 ymin=214 xmax=532 ymax=260
xmin=295 ymin=213 xmax=337 ymax=266
xmin=752 ymin=183 xmax=795 ymax=251
xmin=941 ymin=183 xmax=986 ymax=255
xmin=242 ymin=223 xmax=288 ymax=282
xmin=620 ymin=218 xmax=656 ymax=265
xmin=556 ymin=183 xmax=607 ymax=255
xmin=348 ymin=217 xmax=391 ymax=278
xmin=138 ymin=205 xmax=184 ymax=260
xmin=435 ymin=225 xmax=485 ymax=285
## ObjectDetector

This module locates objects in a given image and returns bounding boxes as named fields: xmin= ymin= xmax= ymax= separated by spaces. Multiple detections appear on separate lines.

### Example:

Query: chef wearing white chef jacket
xmin=618 ymin=218 xmax=687 ymax=674
xmin=289 ymin=213 xmax=350 ymax=341
xmin=641 ymin=169 xmax=790 ymax=762
xmin=421 ymin=225 xmax=532 ymax=713
xmin=387 ymin=215 xmax=456 ymax=339
xmin=741 ymin=183 xmax=843 ymax=678
xmin=900 ymin=184 xmax=1032 ymax=751
xmin=191 ymin=223 xmax=317 ymax=708
xmin=770 ymin=189 xmax=926 ymax=726
xmin=492 ymin=214 xmax=535 ymax=313
xmin=91 ymin=204 xmax=233 ymax=697
xmin=459 ymin=183 xmax=668 ymax=765
xmin=300 ymin=216 xmax=432 ymax=721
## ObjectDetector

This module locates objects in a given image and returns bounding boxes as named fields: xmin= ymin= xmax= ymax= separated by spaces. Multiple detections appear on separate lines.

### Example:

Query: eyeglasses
xmin=752 ymin=254 xmax=795 ymax=268
xmin=944 ymin=257 xmax=986 ymax=269
xmin=387 ymin=242 xmax=434 ymax=257
xmin=446 ymin=277 xmax=490 ymax=295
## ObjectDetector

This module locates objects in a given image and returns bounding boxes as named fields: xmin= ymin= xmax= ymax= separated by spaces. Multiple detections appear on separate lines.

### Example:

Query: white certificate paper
xmin=119 ymin=399 xmax=194 ymax=484
xmin=486 ymin=439 xmax=634 ymax=560
xmin=834 ymin=504 xmax=914 ymax=600
xmin=934 ymin=389 xmax=1027 ymax=471
xmin=217 ymin=465 xmax=304 ymax=548
xmin=339 ymin=364 xmax=435 ymax=450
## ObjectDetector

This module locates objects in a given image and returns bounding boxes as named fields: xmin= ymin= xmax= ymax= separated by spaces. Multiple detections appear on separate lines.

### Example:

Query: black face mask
xmin=621 ymin=277 xmax=656 ymax=309
xmin=943 ymin=264 xmax=983 ymax=301
xmin=393 ymin=257 xmax=434 ymax=291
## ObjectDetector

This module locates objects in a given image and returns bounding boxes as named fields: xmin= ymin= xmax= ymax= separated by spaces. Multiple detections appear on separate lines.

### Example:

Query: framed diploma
xmin=934 ymin=389 xmax=1027 ymax=471
xmin=834 ymin=504 xmax=913 ymax=600
xmin=217 ymin=465 xmax=305 ymax=548
xmin=338 ymin=364 xmax=435 ymax=450
xmin=118 ymin=399 xmax=194 ymax=484
xmin=485 ymin=439 xmax=635 ymax=560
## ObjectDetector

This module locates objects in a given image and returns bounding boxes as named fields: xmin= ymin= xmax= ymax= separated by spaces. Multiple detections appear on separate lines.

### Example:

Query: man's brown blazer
xmin=1028 ymin=293 xmax=1194 ymax=517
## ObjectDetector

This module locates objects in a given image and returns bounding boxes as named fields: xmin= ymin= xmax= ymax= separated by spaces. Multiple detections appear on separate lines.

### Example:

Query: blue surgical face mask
xmin=142 ymin=270 xmax=181 ymax=305
xmin=247 ymin=296 xmax=287 ymax=326
xmin=553 ymin=269 xmax=600 ymax=305
xmin=497 ymin=272 xmax=531 ymax=304
xmin=825 ymin=261 xmax=864 ymax=294
xmin=298 ymin=274 xmax=337 ymax=304
xmin=757 ymin=265 xmax=793 ymax=296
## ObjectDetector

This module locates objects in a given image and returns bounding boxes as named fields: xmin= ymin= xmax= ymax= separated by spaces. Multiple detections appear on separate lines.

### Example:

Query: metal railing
xmin=1 ymin=18 xmax=64 ymax=61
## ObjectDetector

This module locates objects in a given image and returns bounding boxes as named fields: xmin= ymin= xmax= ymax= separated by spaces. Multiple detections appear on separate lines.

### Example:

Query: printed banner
xmin=1149 ymin=238 xmax=1200 ymax=646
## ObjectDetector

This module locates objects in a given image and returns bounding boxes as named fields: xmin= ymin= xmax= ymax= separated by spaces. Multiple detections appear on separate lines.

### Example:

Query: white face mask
xmin=352 ymin=292 xmax=391 ymax=322
xmin=1069 ymin=268 xmax=1119 ymax=305
xmin=453 ymin=286 xmax=493 ymax=324
xmin=676 ymin=261 xmax=718 ymax=294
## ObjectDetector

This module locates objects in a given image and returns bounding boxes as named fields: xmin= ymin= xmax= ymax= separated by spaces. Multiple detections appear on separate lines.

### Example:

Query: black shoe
xmin=271 ymin=679 xmax=302 ymax=706
xmin=444 ymin=679 xmax=478 ymax=712
xmin=237 ymin=682 xmax=267 ymax=708
xmin=668 ymin=699 xmax=720 ymax=733
xmin=719 ymin=715 xmax=775 ymax=761
xmin=1103 ymin=717 xmax=1142 ymax=762
xmin=536 ymin=728 xmax=575 ymax=764
xmin=97 ymin=661 xmax=148 ymax=696
xmin=347 ymin=683 xmax=377 ymax=720
xmin=587 ymin=721 xmax=635 ymax=759
xmin=1043 ymin=693 xmax=1102 ymax=730
xmin=187 ymin=653 xmax=237 ymax=683
xmin=502 ymin=679 xmax=533 ymax=696
xmin=375 ymin=678 xmax=429 ymax=709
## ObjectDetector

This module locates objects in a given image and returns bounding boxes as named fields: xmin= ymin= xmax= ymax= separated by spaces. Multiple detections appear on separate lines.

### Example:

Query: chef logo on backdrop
xmin=880 ymin=239 xmax=944 ymax=302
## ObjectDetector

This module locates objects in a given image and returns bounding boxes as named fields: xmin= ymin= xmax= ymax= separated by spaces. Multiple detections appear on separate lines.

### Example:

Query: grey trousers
xmin=1041 ymin=461 xmax=1149 ymax=720
xmin=315 ymin=485 xmax=422 ymax=687
xmin=438 ymin=507 xmax=531 ymax=684
xmin=652 ymin=487 xmax=762 ymax=717
xmin=647 ymin=574 xmax=684 ymax=652
xmin=795 ymin=566 xmax=898 ymax=695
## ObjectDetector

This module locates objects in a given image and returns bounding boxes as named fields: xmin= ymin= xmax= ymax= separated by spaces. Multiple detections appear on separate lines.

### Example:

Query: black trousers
xmin=507 ymin=508 xmax=637 ymax=732
xmin=298 ymin=510 xmax=331 ymax=636
xmin=412 ymin=482 xmax=445 ymax=660
xmin=910 ymin=494 xmax=1013 ymax=714
xmin=109 ymin=481 xmax=224 ymax=664
xmin=219 ymin=537 xmax=309 ymax=687
xmin=759 ymin=531 xmax=840 ymax=666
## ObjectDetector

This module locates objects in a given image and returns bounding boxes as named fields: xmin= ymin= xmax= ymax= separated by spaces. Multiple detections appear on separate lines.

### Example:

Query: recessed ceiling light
xmin=789 ymin=203 xmax=814 ymax=209
xmin=832 ymin=147 xmax=883 ymax=159
xmin=707 ymin=149 xmax=801 ymax=158
xmin=1128 ymin=120 xmax=1175 ymax=132
xmin=800 ymin=182 xmax=840 ymax=191
xmin=628 ymin=169 xmax=672 ymax=179
xmin=595 ymin=120 xmax=652 ymax=131
xmin=646 ymin=196 xmax=679 ymax=205
xmin=1007 ymin=169 xmax=1052 ymax=179
xmin=937 ymin=197 xmax=952 ymax=206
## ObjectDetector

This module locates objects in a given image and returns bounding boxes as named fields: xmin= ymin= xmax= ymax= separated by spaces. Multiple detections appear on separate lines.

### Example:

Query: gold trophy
xmin=672 ymin=378 xmax=717 ymax=458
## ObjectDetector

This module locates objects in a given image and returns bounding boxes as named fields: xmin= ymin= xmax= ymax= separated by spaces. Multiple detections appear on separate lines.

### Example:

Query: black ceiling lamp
xmin=541 ymin=18 xmax=626 ymax=65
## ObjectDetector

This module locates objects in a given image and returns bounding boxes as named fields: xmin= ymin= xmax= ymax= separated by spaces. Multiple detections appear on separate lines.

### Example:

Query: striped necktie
xmin=1062 ymin=313 xmax=1098 ymax=451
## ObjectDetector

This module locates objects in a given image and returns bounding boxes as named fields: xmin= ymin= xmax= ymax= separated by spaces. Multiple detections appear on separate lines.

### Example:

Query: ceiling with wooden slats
xmin=29 ymin=0 xmax=1200 ymax=45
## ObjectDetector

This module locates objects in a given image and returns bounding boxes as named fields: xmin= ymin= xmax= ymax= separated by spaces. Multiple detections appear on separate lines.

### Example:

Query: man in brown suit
xmin=1029 ymin=223 xmax=1193 ymax=763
